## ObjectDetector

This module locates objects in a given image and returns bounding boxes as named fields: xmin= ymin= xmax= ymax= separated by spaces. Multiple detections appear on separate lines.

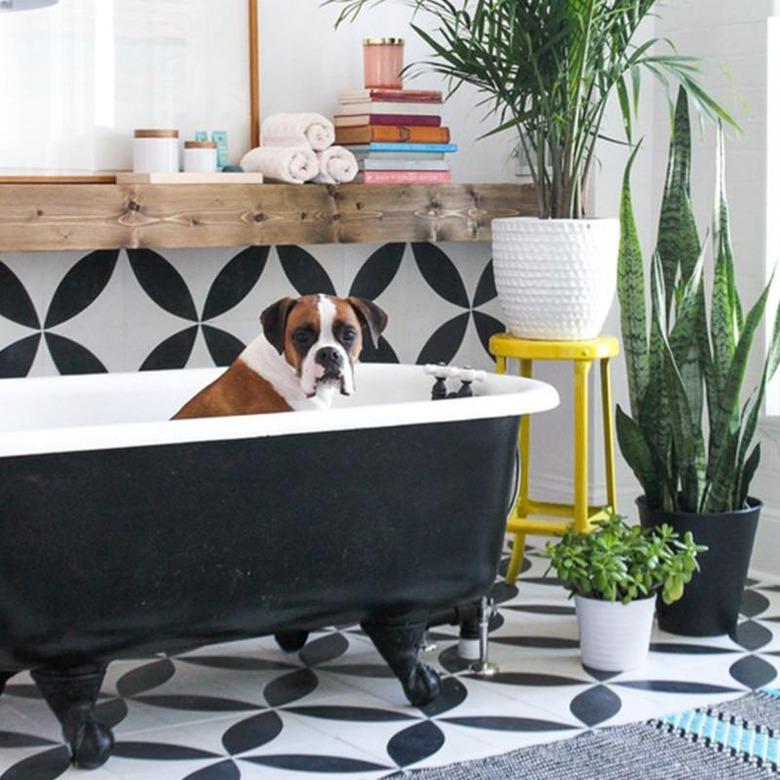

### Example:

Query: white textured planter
xmin=575 ymin=594 xmax=655 ymax=672
xmin=492 ymin=217 xmax=619 ymax=340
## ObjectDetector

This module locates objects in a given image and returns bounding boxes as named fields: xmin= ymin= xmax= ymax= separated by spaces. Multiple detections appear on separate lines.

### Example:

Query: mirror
xmin=0 ymin=0 xmax=259 ymax=179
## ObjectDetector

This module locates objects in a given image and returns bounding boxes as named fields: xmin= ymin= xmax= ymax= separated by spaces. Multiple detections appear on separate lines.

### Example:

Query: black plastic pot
xmin=637 ymin=496 xmax=761 ymax=637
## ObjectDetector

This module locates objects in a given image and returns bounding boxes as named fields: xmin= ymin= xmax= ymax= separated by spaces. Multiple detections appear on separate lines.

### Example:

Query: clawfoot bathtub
xmin=0 ymin=363 xmax=557 ymax=769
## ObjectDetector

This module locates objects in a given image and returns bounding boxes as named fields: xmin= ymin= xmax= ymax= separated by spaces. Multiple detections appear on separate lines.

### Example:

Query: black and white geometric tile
xmin=0 ymin=243 xmax=504 ymax=379
xmin=1 ymin=547 xmax=779 ymax=779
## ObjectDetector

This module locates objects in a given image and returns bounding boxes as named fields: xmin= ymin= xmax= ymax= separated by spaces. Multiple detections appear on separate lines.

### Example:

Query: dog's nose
xmin=315 ymin=347 xmax=342 ymax=368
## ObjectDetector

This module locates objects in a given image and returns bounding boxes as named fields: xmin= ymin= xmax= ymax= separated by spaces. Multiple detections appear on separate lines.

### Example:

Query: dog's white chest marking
xmin=239 ymin=335 xmax=333 ymax=411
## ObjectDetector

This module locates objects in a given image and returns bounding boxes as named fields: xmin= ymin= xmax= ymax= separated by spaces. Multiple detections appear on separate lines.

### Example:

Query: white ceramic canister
xmin=133 ymin=129 xmax=179 ymax=174
xmin=183 ymin=140 xmax=218 ymax=173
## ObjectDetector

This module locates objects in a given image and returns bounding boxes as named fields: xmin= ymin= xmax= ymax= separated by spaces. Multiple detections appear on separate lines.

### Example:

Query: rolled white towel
xmin=261 ymin=112 xmax=335 ymax=152
xmin=240 ymin=146 xmax=319 ymax=184
xmin=313 ymin=146 xmax=359 ymax=184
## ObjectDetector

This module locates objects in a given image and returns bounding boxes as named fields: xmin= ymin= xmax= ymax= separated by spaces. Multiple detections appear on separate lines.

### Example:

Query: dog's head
xmin=260 ymin=294 xmax=388 ymax=398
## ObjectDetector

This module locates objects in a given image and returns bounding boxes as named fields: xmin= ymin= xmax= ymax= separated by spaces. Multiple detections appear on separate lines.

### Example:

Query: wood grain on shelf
xmin=0 ymin=182 xmax=536 ymax=251
xmin=0 ymin=171 xmax=118 ymax=184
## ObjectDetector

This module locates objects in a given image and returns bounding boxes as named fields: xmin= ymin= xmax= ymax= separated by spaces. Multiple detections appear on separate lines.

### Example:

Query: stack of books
xmin=335 ymin=88 xmax=456 ymax=184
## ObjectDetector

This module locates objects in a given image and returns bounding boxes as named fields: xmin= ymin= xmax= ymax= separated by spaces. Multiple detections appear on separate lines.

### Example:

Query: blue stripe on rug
xmin=652 ymin=687 xmax=780 ymax=771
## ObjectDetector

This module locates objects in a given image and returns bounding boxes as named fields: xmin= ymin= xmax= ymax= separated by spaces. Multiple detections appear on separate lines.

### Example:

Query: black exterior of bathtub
xmin=0 ymin=416 xmax=518 ymax=766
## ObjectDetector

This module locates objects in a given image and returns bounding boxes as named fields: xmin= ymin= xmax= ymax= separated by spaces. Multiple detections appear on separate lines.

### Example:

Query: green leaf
xmin=702 ymin=420 xmax=740 ymax=513
xmin=768 ymin=298 xmax=780 ymax=380
xmin=708 ymin=279 xmax=773 ymax=483
xmin=669 ymin=243 xmax=706 ymax=441
xmin=616 ymin=405 xmax=660 ymax=507
xmin=711 ymin=124 xmax=742 ymax=397
xmin=656 ymin=88 xmax=700 ymax=315
xmin=617 ymin=142 xmax=648 ymax=421
xmin=737 ymin=443 xmax=761 ymax=508
xmin=653 ymin=254 xmax=705 ymax=511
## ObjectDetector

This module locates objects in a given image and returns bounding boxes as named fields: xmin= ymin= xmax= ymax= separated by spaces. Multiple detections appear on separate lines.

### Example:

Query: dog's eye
xmin=341 ymin=328 xmax=357 ymax=345
xmin=293 ymin=329 xmax=314 ymax=345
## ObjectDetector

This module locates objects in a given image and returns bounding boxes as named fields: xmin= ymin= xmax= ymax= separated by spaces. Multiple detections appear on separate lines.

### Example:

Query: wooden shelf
xmin=0 ymin=183 xmax=536 ymax=252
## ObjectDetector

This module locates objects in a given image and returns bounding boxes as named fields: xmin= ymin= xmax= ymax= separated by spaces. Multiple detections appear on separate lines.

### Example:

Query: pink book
xmin=360 ymin=170 xmax=453 ymax=185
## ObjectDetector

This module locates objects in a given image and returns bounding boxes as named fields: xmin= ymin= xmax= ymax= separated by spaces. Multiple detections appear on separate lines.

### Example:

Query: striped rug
xmin=394 ymin=689 xmax=780 ymax=779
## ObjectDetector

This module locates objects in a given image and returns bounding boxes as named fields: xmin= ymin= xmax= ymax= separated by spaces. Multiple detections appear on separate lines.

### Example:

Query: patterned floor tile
xmin=2 ymin=553 xmax=779 ymax=779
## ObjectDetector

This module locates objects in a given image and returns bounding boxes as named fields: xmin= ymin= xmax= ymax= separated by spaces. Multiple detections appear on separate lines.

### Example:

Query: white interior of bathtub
xmin=0 ymin=364 xmax=559 ymax=457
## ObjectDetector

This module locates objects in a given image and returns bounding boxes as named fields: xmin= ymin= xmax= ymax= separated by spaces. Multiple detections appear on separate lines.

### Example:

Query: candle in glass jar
xmin=363 ymin=38 xmax=405 ymax=90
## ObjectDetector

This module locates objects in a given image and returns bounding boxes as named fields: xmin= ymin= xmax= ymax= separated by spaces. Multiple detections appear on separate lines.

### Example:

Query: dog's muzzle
xmin=312 ymin=346 xmax=350 ymax=395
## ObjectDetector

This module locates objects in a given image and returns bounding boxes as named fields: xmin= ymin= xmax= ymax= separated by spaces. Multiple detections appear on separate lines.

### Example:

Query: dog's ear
xmin=260 ymin=297 xmax=297 ymax=354
xmin=347 ymin=297 xmax=388 ymax=349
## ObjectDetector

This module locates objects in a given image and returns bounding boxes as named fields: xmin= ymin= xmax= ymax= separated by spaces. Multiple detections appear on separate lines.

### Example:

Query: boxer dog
xmin=172 ymin=294 xmax=388 ymax=419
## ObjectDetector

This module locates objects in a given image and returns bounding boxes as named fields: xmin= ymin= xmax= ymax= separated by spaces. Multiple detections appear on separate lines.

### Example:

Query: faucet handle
xmin=424 ymin=363 xmax=459 ymax=380
xmin=458 ymin=367 xmax=487 ymax=384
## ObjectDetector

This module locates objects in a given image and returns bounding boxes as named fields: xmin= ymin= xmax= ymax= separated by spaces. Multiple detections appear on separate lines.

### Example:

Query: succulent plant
xmin=617 ymin=87 xmax=780 ymax=514
xmin=545 ymin=514 xmax=704 ymax=605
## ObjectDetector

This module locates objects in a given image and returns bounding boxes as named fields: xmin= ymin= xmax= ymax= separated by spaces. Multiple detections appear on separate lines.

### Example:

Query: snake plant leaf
xmin=732 ymin=297 xmax=780 ymax=500
xmin=738 ymin=443 xmax=761 ymax=508
xmin=644 ymin=252 xmax=672 ymax=467
xmin=656 ymin=87 xmax=699 ymax=316
xmin=652 ymin=251 xmax=704 ymax=511
xmin=708 ymin=278 xmax=773 ymax=482
xmin=616 ymin=405 xmax=661 ymax=508
xmin=617 ymin=142 xmax=648 ymax=420
xmin=662 ymin=338 xmax=704 ymax=512
xmin=733 ymin=387 xmax=762 ymax=505
xmin=711 ymin=124 xmax=742 ymax=396
xmin=769 ymin=299 xmax=780 ymax=380
xmin=702 ymin=408 xmax=744 ymax=513
xmin=669 ymin=243 xmax=706 ymax=439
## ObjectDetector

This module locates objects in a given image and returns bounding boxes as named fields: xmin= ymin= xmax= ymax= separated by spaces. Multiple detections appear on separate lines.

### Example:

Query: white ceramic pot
xmin=491 ymin=217 xmax=619 ymax=341
xmin=575 ymin=593 xmax=655 ymax=672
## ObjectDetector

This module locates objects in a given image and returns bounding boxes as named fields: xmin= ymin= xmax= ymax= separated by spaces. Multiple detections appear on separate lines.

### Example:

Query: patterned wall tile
xmin=0 ymin=243 xmax=502 ymax=378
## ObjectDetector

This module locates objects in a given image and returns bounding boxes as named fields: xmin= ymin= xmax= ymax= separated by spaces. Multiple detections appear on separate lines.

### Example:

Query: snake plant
xmin=617 ymin=87 xmax=780 ymax=514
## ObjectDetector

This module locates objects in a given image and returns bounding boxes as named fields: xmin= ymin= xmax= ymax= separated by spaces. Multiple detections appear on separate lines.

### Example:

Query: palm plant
xmin=617 ymin=87 xmax=780 ymax=514
xmin=325 ymin=0 xmax=733 ymax=218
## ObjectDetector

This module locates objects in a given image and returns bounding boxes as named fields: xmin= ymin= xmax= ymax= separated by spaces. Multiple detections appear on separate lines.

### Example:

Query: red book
xmin=334 ymin=114 xmax=442 ymax=128
xmin=339 ymin=88 xmax=443 ymax=104
xmin=335 ymin=126 xmax=451 ymax=145
xmin=359 ymin=170 xmax=453 ymax=184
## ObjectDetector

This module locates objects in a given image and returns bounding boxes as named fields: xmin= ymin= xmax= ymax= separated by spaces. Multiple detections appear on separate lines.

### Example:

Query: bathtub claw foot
xmin=362 ymin=619 xmax=441 ymax=707
xmin=31 ymin=664 xmax=114 ymax=770
xmin=405 ymin=663 xmax=441 ymax=707
xmin=275 ymin=631 xmax=310 ymax=653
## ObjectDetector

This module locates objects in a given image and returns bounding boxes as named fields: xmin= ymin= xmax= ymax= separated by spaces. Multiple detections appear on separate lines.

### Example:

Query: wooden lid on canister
xmin=134 ymin=129 xmax=179 ymax=139
xmin=184 ymin=140 xmax=217 ymax=148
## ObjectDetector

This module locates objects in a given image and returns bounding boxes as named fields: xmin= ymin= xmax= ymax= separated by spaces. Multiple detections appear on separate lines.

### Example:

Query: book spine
xmin=360 ymin=170 xmax=453 ymax=184
xmin=360 ymin=159 xmax=450 ymax=171
xmin=368 ymin=142 xmax=457 ymax=153
xmin=338 ymin=102 xmax=442 ymax=117
xmin=336 ymin=126 xmax=451 ymax=145
xmin=336 ymin=114 xmax=442 ymax=127
xmin=339 ymin=89 xmax=443 ymax=103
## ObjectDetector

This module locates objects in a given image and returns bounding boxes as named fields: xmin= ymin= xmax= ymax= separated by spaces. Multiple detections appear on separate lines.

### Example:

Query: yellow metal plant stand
xmin=489 ymin=334 xmax=621 ymax=586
